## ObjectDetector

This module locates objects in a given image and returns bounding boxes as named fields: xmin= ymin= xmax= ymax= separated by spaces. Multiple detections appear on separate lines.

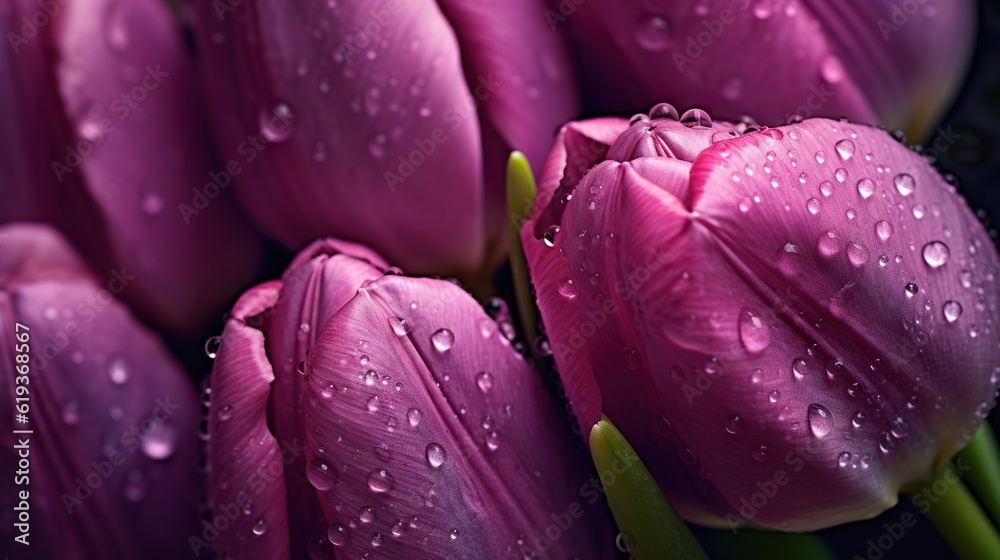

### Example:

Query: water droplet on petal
xmin=107 ymin=357 xmax=129 ymax=384
xmin=807 ymin=198 xmax=821 ymax=215
xmin=328 ymin=523 xmax=349 ymax=546
xmin=835 ymin=139 xmax=855 ymax=161
xmin=558 ymin=278 xmax=577 ymax=299
xmin=726 ymin=415 xmax=744 ymax=434
xmin=807 ymin=403 xmax=833 ymax=438
xmin=636 ymin=15 xmax=670 ymax=51
xmin=388 ymin=316 xmax=411 ymax=336
xmin=648 ymin=102 xmax=679 ymax=120
xmin=260 ymin=103 xmax=294 ymax=142
xmin=847 ymin=242 xmax=869 ymax=266
xmin=430 ymin=329 xmax=454 ymax=352
xmin=905 ymin=283 xmax=919 ymax=298
xmin=857 ymin=178 xmax=875 ymax=199
xmin=252 ymin=518 xmax=268 ymax=536
xmin=426 ymin=443 xmax=446 ymax=468
xmin=768 ymin=390 xmax=780 ymax=403
xmin=876 ymin=221 xmax=893 ymax=241
xmin=894 ymin=173 xmax=915 ymax=196
xmin=142 ymin=425 xmax=175 ymax=459
xmin=820 ymin=55 xmax=845 ymax=83
xmin=475 ymin=371 xmax=494 ymax=393
xmin=738 ymin=309 xmax=771 ymax=353
xmin=204 ymin=336 xmax=222 ymax=359
xmin=680 ymin=108 xmax=712 ymax=128
xmin=943 ymin=300 xmax=963 ymax=323
xmin=852 ymin=410 xmax=865 ymax=428
xmin=407 ymin=408 xmax=422 ymax=428
xmin=818 ymin=230 xmax=840 ymax=257
xmin=922 ymin=241 xmax=950 ymax=268
xmin=621 ymin=346 xmax=642 ymax=369
xmin=367 ymin=469 xmax=394 ymax=493
xmin=838 ymin=452 xmax=852 ymax=467
xmin=543 ymin=225 xmax=560 ymax=247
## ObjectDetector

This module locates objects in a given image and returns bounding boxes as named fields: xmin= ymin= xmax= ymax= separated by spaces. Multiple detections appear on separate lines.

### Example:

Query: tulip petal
xmin=207 ymin=281 xmax=293 ymax=560
xmin=301 ymin=275 xmax=615 ymax=558
xmin=0 ymin=224 xmax=201 ymax=559
xmin=195 ymin=0 xmax=486 ymax=276
xmin=565 ymin=0 xmax=878 ymax=127
xmin=51 ymin=0 xmax=263 ymax=331
xmin=264 ymin=239 xmax=386 ymax=558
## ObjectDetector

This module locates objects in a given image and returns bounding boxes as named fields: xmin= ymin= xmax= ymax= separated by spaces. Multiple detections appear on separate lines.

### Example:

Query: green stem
xmin=956 ymin=423 xmax=1000 ymax=528
xmin=590 ymin=416 xmax=709 ymax=560
xmin=506 ymin=151 xmax=539 ymax=346
xmin=921 ymin=466 xmax=1000 ymax=560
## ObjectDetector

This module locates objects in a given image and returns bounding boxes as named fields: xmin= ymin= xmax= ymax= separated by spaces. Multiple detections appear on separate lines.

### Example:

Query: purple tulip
xmin=192 ymin=0 xmax=577 ymax=279
xmin=0 ymin=0 xmax=263 ymax=331
xmin=203 ymin=238 xmax=614 ymax=558
xmin=554 ymin=0 xmax=974 ymax=138
xmin=0 ymin=224 xmax=201 ymax=559
xmin=521 ymin=104 xmax=1000 ymax=530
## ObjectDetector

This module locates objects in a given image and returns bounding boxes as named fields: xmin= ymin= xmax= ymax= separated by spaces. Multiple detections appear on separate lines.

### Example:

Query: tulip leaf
xmin=956 ymin=422 xmax=1000 ymax=527
xmin=590 ymin=415 xmax=709 ymax=560
xmin=506 ymin=151 xmax=539 ymax=345
xmin=921 ymin=464 xmax=1000 ymax=560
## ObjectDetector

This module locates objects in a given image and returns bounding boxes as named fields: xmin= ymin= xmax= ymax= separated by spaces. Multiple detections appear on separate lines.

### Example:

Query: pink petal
xmin=0 ymin=224 xmax=202 ymax=559
xmin=194 ymin=0 xmax=486 ymax=276
xmin=301 ymin=275 xmax=615 ymax=557
xmin=50 ymin=0 xmax=264 ymax=331
xmin=206 ymin=281 xmax=292 ymax=560
xmin=265 ymin=239 xmax=386 ymax=558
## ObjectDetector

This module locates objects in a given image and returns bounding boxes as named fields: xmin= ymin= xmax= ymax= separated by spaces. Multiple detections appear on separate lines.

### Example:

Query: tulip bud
xmin=205 ymin=239 xmax=614 ymax=558
xmin=0 ymin=224 xmax=201 ymax=559
xmin=556 ymin=0 xmax=975 ymax=139
xmin=522 ymin=104 xmax=1000 ymax=530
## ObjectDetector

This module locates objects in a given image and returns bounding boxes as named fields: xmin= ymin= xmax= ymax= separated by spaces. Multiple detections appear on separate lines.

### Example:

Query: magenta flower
xmin=0 ymin=0 xmax=263 ymax=331
xmin=203 ymin=239 xmax=614 ymax=558
xmin=521 ymin=104 xmax=1000 ymax=530
xmin=192 ymin=0 xmax=577 ymax=279
xmin=0 ymin=224 xmax=201 ymax=559
xmin=554 ymin=0 xmax=974 ymax=138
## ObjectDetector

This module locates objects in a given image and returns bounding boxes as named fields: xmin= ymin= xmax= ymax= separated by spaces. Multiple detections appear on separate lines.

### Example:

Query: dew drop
xmin=875 ymin=221 xmax=893 ymax=241
xmin=407 ymin=408 xmax=422 ymax=428
xmin=252 ymin=518 xmax=268 ymax=536
xmin=852 ymin=410 xmax=865 ymax=428
xmin=835 ymin=168 xmax=848 ymax=183
xmin=307 ymin=459 xmax=337 ymax=491
xmin=807 ymin=403 xmax=833 ymax=438
xmin=107 ymin=357 xmax=129 ymax=384
xmin=820 ymin=55 xmax=845 ymax=83
xmin=818 ymin=230 xmax=841 ymax=257
xmin=621 ymin=346 xmax=643 ymax=370
xmin=367 ymin=469 xmax=394 ymax=493
xmin=726 ymin=415 xmax=744 ymax=434
xmin=558 ymin=278 xmax=577 ymax=299
xmin=857 ymin=178 xmax=875 ymax=199
xmin=838 ymin=452 xmax=852 ymax=467
xmin=388 ymin=316 xmax=411 ymax=336
xmin=922 ymin=241 xmax=950 ymax=268
xmin=847 ymin=242 xmax=869 ymax=266
xmin=426 ymin=443 xmax=446 ymax=468
xmin=635 ymin=15 xmax=670 ymax=51
xmin=259 ymin=103 xmax=294 ymax=142
xmin=430 ymin=329 xmax=454 ymax=352
xmin=894 ymin=173 xmax=915 ymax=196
xmin=943 ymin=300 xmax=963 ymax=323
xmin=543 ymin=225 xmax=560 ymax=247
xmin=835 ymin=139 xmax=855 ymax=161
xmin=204 ymin=336 xmax=222 ymax=359
xmin=475 ymin=371 xmax=494 ymax=393
xmin=806 ymin=198 xmax=821 ymax=215
xmin=141 ymin=426 xmax=176 ymax=460
xmin=768 ymin=390 xmax=780 ymax=403
xmin=752 ymin=444 xmax=769 ymax=462
xmin=738 ymin=309 xmax=771 ymax=353
xmin=680 ymin=108 xmax=712 ymax=128
xmin=328 ymin=523 xmax=349 ymax=546
xmin=819 ymin=181 xmax=834 ymax=197
xmin=905 ymin=283 xmax=919 ymax=298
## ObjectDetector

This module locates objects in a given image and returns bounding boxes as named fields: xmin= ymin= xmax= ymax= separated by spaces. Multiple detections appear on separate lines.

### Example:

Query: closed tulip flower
xmin=521 ymin=103 xmax=1000 ymax=530
xmin=0 ymin=0 xmax=263 ymax=332
xmin=554 ymin=0 xmax=974 ymax=139
xmin=0 ymin=224 xmax=201 ymax=559
xmin=203 ymin=239 xmax=614 ymax=558
xmin=193 ymin=0 xmax=577 ymax=280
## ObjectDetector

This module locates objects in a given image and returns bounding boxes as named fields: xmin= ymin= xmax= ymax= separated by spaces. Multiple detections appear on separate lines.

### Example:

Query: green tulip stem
xmin=956 ymin=423 xmax=1000 ymax=527
xmin=506 ymin=151 xmax=539 ymax=345
xmin=589 ymin=416 xmax=709 ymax=560
xmin=921 ymin=465 xmax=1000 ymax=560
